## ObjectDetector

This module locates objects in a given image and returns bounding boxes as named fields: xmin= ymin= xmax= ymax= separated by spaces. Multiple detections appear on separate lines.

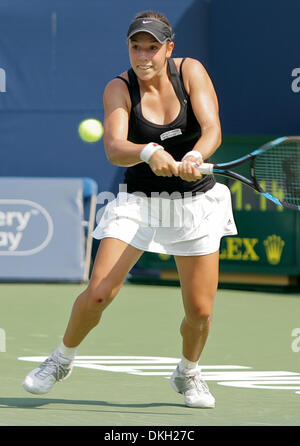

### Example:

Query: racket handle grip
xmin=175 ymin=161 xmax=214 ymax=175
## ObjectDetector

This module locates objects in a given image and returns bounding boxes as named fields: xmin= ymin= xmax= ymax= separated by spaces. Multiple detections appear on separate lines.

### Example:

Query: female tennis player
xmin=23 ymin=11 xmax=237 ymax=408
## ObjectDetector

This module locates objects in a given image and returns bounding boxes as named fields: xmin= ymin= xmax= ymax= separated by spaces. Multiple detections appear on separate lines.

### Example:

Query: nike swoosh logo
xmin=142 ymin=20 xmax=152 ymax=24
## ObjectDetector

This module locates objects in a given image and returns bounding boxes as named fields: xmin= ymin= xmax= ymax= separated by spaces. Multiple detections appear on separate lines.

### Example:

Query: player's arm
xmin=177 ymin=58 xmax=221 ymax=181
xmin=103 ymin=78 xmax=145 ymax=166
xmin=103 ymin=78 xmax=178 ymax=176
xmin=184 ymin=57 xmax=222 ymax=160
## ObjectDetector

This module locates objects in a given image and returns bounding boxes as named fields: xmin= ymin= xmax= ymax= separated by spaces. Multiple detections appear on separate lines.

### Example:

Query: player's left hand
xmin=178 ymin=154 xmax=203 ymax=181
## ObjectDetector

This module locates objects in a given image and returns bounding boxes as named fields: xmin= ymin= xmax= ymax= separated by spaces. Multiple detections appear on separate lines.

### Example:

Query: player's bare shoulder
xmin=104 ymin=72 xmax=129 ymax=96
xmin=103 ymin=72 xmax=131 ymax=110
xmin=182 ymin=58 xmax=208 ymax=77
xmin=179 ymin=58 xmax=212 ymax=93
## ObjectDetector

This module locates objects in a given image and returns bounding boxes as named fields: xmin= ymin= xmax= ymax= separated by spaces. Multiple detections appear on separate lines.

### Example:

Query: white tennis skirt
xmin=92 ymin=183 xmax=237 ymax=256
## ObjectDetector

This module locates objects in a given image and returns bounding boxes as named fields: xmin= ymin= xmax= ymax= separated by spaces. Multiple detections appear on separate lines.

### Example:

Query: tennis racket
xmin=178 ymin=136 xmax=300 ymax=211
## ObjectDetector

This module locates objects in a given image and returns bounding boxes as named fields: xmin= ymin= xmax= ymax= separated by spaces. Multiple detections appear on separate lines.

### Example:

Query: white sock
xmin=58 ymin=342 xmax=77 ymax=360
xmin=178 ymin=355 xmax=199 ymax=374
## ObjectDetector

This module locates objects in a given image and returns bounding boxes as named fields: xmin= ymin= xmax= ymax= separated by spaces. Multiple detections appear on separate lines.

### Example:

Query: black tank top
xmin=116 ymin=58 xmax=216 ymax=197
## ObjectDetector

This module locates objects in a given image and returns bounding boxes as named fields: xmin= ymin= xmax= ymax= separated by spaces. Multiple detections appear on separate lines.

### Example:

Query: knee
xmin=183 ymin=306 xmax=213 ymax=331
xmin=84 ymin=279 xmax=121 ymax=310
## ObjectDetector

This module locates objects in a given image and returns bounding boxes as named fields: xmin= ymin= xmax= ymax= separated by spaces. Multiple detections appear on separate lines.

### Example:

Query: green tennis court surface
xmin=0 ymin=282 xmax=299 ymax=426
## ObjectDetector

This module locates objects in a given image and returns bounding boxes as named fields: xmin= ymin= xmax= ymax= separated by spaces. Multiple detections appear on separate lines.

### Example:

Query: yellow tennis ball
xmin=78 ymin=119 xmax=103 ymax=143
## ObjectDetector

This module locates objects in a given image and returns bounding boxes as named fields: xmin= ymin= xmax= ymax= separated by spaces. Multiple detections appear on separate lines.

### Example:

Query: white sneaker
xmin=22 ymin=349 xmax=74 ymax=395
xmin=170 ymin=365 xmax=215 ymax=408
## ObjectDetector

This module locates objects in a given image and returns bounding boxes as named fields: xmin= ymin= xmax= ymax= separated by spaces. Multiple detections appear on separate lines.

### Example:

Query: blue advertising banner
xmin=0 ymin=177 xmax=88 ymax=281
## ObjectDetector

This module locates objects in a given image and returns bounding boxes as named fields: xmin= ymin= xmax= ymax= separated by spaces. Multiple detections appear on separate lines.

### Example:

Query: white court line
xmin=17 ymin=355 xmax=300 ymax=394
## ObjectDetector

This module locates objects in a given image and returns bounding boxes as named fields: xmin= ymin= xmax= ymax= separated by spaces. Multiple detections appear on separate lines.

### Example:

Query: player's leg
xmin=63 ymin=237 xmax=143 ymax=347
xmin=175 ymin=251 xmax=219 ymax=361
xmin=170 ymin=251 xmax=219 ymax=408
xmin=23 ymin=238 xmax=143 ymax=394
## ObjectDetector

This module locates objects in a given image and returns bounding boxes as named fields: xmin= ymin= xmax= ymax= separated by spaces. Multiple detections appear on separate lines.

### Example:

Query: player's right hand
xmin=149 ymin=149 xmax=179 ymax=177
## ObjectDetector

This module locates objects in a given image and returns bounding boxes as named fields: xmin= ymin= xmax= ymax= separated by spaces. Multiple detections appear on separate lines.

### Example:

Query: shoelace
xmin=184 ymin=369 xmax=210 ymax=394
xmin=36 ymin=354 xmax=70 ymax=381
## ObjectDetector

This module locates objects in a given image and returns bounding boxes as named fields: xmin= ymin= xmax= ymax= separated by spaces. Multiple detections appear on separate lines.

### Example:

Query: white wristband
xmin=140 ymin=142 xmax=164 ymax=163
xmin=182 ymin=150 xmax=203 ymax=161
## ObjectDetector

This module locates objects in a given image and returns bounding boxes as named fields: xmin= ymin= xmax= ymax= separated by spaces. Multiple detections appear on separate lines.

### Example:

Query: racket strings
xmin=254 ymin=142 xmax=300 ymax=206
